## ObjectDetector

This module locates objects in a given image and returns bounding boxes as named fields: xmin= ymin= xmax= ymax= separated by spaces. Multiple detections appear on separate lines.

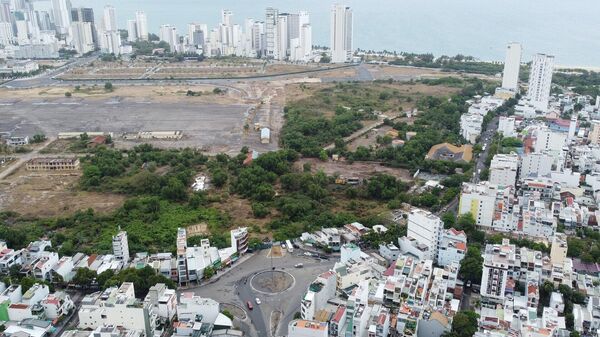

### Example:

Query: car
xmin=295 ymin=263 xmax=304 ymax=268
xmin=304 ymin=252 xmax=313 ymax=257
xmin=247 ymin=301 xmax=253 ymax=310
xmin=255 ymin=298 xmax=261 ymax=305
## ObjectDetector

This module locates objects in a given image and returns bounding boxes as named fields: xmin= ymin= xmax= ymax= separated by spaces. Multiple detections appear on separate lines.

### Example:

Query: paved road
xmin=188 ymin=249 xmax=335 ymax=337
xmin=473 ymin=116 xmax=499 ymax=183
xmin=0 ymin=138 xmax=53 ymax=180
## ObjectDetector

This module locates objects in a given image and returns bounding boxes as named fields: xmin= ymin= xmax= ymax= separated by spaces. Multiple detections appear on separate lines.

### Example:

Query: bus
xmin=286 ymin=240 xmax=293 ymax=253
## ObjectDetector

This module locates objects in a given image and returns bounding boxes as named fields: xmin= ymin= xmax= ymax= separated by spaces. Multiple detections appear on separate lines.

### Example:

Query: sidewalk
xmin=179 ymin=251 xmax=257 ymax=289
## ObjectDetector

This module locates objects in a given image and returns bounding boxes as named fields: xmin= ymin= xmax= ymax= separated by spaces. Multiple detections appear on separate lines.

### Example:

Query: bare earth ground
xmin=296 ymin=158 xmax=413 ymax=182
xmin=0 ymin=166 xmax=125 ymax=217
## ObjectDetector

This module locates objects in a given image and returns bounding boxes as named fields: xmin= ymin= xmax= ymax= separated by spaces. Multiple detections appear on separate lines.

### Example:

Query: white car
xmin=255 ymin=298 xmax=261 ymax=305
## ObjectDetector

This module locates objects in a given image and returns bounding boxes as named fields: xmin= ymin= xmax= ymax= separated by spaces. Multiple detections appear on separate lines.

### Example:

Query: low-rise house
xmin=425 ymin=143 xmax=473 ymax=163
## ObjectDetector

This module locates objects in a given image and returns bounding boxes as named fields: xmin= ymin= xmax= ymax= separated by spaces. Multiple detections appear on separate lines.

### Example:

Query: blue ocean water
xmin=69 ymin=0 xmax=600 ymax=67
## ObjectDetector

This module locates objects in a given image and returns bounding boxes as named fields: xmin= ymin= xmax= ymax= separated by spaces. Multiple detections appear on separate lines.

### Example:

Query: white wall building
xmin=112 ymin=231 xmax=130 ymax=263
xmin=78 ymin=283 xmax=156 ymax=337
xmin=70 ymin=21 xmax=94 ymax=54
xmin=437 ymin=229 xmax=467 ymax=267
xmin=521 ymin=151 xmax=553 ymax=179
xmin=527 ymin=54 xmax=554 ymax=112
xmin=407 ymin=209 xmax=443 ymax=261
xmin=52 ymin=0 xmax=72 ymax=35
xmin=459 ymin=182 xmax=500 ymax=229
xmin=330 ymin=4 xmax=352 ymax=63
xmin=159 ymin=24 xmax=178 ymax=52
xmin=489 ymin=153 xmax=519 ymax=188
xmin=460 ymin=113 xmax=484 ymax=144
xmin=535 ymin=128 xmax=566 ymax=154
xmin=103 ymin=5 xmax=117 ymax=32
xmin=501 ymin=42 xmax=522 ymax=92
xmin=135 ymin=11 xmax=148 ymax=41
xmin=498 ymin=116 xmax=517 ymax=137
xmin=301 ymin=271 xmax=336 ymax=321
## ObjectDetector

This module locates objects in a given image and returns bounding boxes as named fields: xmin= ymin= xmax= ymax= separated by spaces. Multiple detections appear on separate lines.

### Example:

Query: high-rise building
xmin=330 ymin=4 xmax=352 ymax=63
xmin=112 ymin=230 xmax=130 ymax=263
xmin=135 ymin=11 xmax=147 ymax=41
xmin=221 ymin=9 xmax=232 ymax=26
xmin=527 ymin=53 xmax=555 ymax=112
xmin=70 ymin=21 xmax=94 ymax=54
xmin=407 ymin=208 xmax=443 ymax=261
xmin=0 ymin=22 xmax=14 ymax=45
xmin=71 ymin=8 xmax=96 ymax=46
xmin=0 ymin=0 xmax=11 ymax=24
xmin=103 ymin=5 xmax=117 ymax=31
xmin=489 ymin=153 xmax=519 ymax=188
xmin=265 ymin=7 xmax=278 ymax=59
xmin=127 ymin=19 xmax=137 ymax=42
xmin=501 ymin=42 xmax=522 ymax=92
xmin=52 ymin=0 xmax=72 ymax=35
xmin=100 ymin=30 xmax=120 ymax=54
xmin=275 ymin=14 xmax=288 ymax=60
xmin=159 ymin=24 xmax=178 ymax=52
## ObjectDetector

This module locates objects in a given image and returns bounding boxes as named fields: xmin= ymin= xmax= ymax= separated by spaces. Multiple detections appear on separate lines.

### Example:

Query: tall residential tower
xmin=330 ymin=4 xmax=352 ymax=63
xmin=501 ymin=42 xmax=522 ymax=92
xmin=527 ymin=53 xmax=555 ymax=112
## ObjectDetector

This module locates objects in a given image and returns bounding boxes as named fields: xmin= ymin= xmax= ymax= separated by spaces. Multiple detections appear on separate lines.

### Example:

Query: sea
xmin=65 ymin=0 xmax=600 ymax=68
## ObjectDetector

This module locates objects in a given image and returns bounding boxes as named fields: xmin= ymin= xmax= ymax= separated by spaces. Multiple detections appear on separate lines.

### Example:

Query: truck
xmin=286 ymin=240 xmax=293 ymax=253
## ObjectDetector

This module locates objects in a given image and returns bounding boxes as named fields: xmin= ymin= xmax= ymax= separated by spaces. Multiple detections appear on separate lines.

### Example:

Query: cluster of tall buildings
xmin=0 ymin=2 xmax=355 ymax=63
xmin=153 ymin=8 xmax=315 ymax=62
xmin=0 ymin=0 xmax=137 ymax=57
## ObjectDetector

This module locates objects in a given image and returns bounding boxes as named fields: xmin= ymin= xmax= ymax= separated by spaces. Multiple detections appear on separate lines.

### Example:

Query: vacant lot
xmin=0 ymin=166 xmax=125 ymax=217
xmin=58 ymin=59 xmax=340 ymax=80
xmin=296 ymin=158 xmax=413 ymax=182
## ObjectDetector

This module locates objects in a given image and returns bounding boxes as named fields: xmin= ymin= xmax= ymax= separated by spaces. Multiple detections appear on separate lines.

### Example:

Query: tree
xmin=211 ymin=169 xmax=228 ymax=188
xmin=64 ymin=92 xmax=72 ymax=97
xmin=449 ymin=311 xmax=479 ymax=337
xmin=459 ymin=246 xmax=483 ymax=284
xmin=203 ymin=266 xmax=215 ymax=279
xmin=73 ymin=268 xmax=97 ymax=288
xmin=31 ymin=134 xmax=47 ymax=143
xmin=442 ymin=212 xmax=456 ymax=228
xmin=221 ymin=309 xmax=233 ymax=320
xmin=104 ymin=82 xmax=114 ymax=91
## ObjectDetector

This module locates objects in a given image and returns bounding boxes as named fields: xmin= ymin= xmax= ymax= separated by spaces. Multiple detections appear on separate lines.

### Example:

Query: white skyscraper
xmin=135 ymin=11 xmax=148 ymax=41
xmin=127 ymin=19 xmax=138 ymax=42
xmin=70 ymin=21 xmax=94 ymax=54
xmin=265 ymin=7 xmax=278 ymax=59
xmin=221 ymin=9 xmax=233 ymax=26
xmin=501 ymin=42 xmax=522 ymax=92
xmin=100 ymin=30 xmax=120 ymax=54
xmin=159 ymin=24 xmax=178 ymax=52
xmin=0 ymin=22 xmax=14 ymax=45
xmin=330 ymin=4 xmax=353 ymax=63
xmin=52 ymin=0 xmax=72 ymax=35
xmin=275 ymin=14 xmax=288 ymax=60
xmin=112 ymin=230 xmax=130 ymax=263
xmin=103 ymin=5 xmax=117 ymax=32
xmin=527 ymin=53 xmax=555 ymax=112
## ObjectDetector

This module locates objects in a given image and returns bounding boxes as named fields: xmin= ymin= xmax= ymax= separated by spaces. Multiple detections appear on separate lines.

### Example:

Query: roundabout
xmin=250 ymin=270 xmax=295 ymax=295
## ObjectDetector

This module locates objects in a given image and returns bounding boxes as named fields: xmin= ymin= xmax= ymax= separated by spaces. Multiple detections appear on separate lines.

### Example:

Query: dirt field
xmin=1 ymin=84 xmax=244 ymax=105
xmin=0 ymin=166 xmax=125 ymax=217
xmin=296 ymin=158 xmax=413 ymax=182
xmin=58 ymin=59 xmax=339 ymax=80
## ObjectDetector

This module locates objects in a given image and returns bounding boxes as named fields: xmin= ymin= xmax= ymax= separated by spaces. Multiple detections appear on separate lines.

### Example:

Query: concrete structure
xmin=460 ymin=113 xmax=484 ymax=144
xmin=437 ymin=229 xmax=467 ymax=267
xmin=501 ymin=42 xmax=522 ymax=92
xmin=425 ymin=143 xmax=473 ymax=163
xmin=176 ymin=228 xmax=188 ymax=285
xmin=112 ymin=231 xmax=130 ymax=263
xmin=288 ymin=320 xmax=328 ymax=337
xmin=407 ymin=209 xmax=443 ymax=261
xmin=498 ymin=116 xmax=517 ymax=137
xmin=52 ymin=0 xmax=72 ymax=35
xmin=521 ymin=152 xmax=553 ymax=179
xmin=489 ymin=153 xmax=519 ymax=188
xmin=26 ymin=158 xmax=79 ymax=171
xmin=144 ymin=283 xmax=177 ymax=323
xmin=159 ymin=24 xmax=178 ymax=52
xmin=480 ymin=239 xmax=514 ymax=306
xmin=459 ymin=182 xmax=500 ymax=229
xmin=535 ymin=128 xmax=567 ymax=154
xmin=527 ymin=54 xmax=555 ymax=112
xmin=301 ymin=271 xmax=336 ymax=321
xmin=135 ymin=11 xmax=148 ymax=41
xmin=70 ymin=21 xmax=94 ymax=54
xmin=230 ymin=227 xmax=248 ymax=255
xmin=78 ymin=283 xmax=156 ymax=337
xmin=330 ymin=4 xmax=352 ymax=63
